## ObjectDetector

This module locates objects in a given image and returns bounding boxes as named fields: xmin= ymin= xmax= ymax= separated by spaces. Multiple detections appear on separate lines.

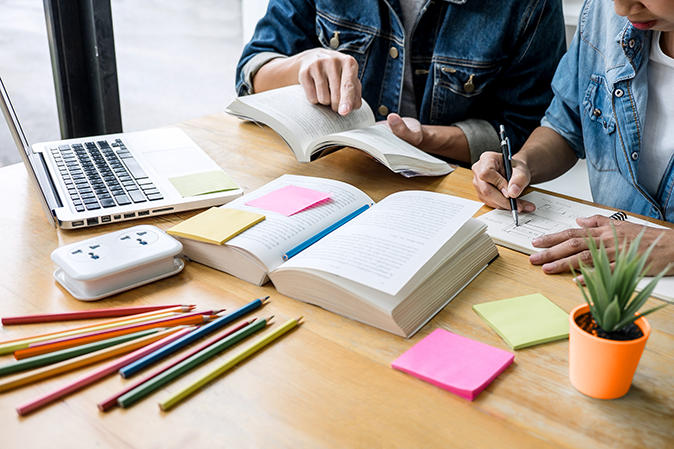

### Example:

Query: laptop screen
xmin=0 ymin=77 xmax=57 ymax=226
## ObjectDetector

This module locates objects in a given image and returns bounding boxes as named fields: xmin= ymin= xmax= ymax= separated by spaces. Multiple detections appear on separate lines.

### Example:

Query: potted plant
xmin=569 ymin=226 xmax=670 ymax=399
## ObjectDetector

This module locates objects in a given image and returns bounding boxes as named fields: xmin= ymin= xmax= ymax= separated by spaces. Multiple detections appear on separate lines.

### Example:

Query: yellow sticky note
xmin=169 ymin=171 xmax=239 ymax=198
xmin=167 ymin=207 xmax=265 ymax=245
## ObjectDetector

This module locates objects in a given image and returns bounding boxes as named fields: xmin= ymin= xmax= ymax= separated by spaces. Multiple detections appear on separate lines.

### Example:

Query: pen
xmin=282 ymin=203 xmax=372 ymax=260
xmin=499 ymin=125 xmax=519 ymax=226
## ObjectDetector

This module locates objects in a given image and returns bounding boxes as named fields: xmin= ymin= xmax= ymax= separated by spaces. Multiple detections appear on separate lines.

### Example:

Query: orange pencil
xmin=14 ymin=314 xmax=216 ymax=360
xmin=2 ymin=304 xmax=196 ymax=325
xmin=0 ymin=306 xmax=194 ymax=355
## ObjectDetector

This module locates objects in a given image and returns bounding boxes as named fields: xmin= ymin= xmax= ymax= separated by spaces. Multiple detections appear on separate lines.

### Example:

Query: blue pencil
xmin=283 ymin=203 xmax=372 ymax=261
xmin=118 ymin=296 xmax=268 ymax=378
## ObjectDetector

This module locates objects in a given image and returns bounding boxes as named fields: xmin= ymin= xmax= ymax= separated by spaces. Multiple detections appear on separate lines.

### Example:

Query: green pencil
xmin=117 ymin=318 xmax=269 ymax=408
xmin=0 ymin=329 xmax=160 ymax=377
xmin=159 ymin=317 xmax=302 ymax=411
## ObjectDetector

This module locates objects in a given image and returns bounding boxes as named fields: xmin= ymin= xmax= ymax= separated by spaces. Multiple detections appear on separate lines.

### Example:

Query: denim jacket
xmin=236 ymin=0 xmax=565 ymax=158
xmin=542 ymin=0 xmax=673 ymax=222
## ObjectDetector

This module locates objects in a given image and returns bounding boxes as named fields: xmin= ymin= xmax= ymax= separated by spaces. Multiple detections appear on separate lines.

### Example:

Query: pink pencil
xmin=97 ymin=318 xmax=255 ymax=411
xmin=15 ymin=326 xmax=196 ymax=416
xmin=2 ymin=304 xmax=195 ymax=325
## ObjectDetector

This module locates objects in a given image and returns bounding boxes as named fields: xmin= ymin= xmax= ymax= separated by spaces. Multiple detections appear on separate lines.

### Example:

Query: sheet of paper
xmin=223 ymin=175 xmax=374 ymax=272
xmin=391 ymin=328 xmax=514 ymax=401
xmin=281 ymin=190 xmax=482 ymax=296
xmin=245 ymin=185 xmax=332 ymax=216
xmin=477 ymin=191 xmax=674 ymax=303
xmin=472 ymin=293 xmax=569 ymax=350
xmin=168 ymin=170 xmax=239 ymax=198
xmin=167 ymin=207 xmax=265 ymax=245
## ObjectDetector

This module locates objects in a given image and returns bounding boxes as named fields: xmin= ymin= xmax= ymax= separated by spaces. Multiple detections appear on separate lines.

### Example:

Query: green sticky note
xmin=169 ymin=171 xmax=238 ymax=198
xmin=167 ymin=207 xmax=265 ymax=245
xmin=472 ymin=293 xmax=569 ymax=350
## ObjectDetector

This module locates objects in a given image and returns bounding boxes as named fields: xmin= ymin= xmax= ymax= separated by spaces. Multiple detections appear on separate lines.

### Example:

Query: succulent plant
xmin=572 ymin=225 xmax=670 ymax=334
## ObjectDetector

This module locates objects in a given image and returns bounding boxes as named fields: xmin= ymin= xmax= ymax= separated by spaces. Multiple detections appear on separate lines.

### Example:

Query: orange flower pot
xmin=569 ymin=304 xmax=650 ymax=399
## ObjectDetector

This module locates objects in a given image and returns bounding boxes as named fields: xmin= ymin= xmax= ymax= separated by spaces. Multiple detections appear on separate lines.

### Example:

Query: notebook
xmin=0 ymin=77 xmax=243 ymax=229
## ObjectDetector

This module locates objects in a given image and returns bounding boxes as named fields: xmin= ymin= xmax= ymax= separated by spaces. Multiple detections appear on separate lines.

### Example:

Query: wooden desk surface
xmin=0 ymin=114 xmax=672 ymax=449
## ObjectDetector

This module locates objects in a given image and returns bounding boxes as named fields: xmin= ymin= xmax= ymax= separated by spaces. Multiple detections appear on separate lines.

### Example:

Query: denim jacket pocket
xmin=429 ymin=62 xmax=500 ymax=124
xmin=316 ymin=15 xmax=375 ymax=79
xmin=581 ymin=75 xmax=618 ymax=172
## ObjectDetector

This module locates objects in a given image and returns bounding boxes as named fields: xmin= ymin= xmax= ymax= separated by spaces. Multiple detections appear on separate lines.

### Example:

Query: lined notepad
xmin=392 ymin=329 xmax=514 ymax=401
xmin=167 ymin=207 xmax=265 ymax=245
xmin=473 ymin=293 xmax=569 ymax=350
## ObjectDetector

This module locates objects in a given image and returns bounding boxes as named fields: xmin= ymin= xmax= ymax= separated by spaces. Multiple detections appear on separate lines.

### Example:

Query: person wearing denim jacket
xmin=236 ymin=0 xmax=565 ymax=165
xmin=472 ymin=0 xmax=674 ymax=276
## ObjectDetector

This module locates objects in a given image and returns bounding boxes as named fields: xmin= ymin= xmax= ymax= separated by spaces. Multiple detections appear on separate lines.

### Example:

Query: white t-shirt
xmin=638 ymin=31 xmax=674 ymax=198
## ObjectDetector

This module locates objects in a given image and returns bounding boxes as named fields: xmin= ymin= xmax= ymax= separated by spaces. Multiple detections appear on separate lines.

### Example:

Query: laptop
xmin=0 ymin=77 xmax=243 ymax=229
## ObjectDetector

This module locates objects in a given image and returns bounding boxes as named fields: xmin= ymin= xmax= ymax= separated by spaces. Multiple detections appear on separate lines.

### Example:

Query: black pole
xmin=43 ymin=0 xmax=122 ymax=139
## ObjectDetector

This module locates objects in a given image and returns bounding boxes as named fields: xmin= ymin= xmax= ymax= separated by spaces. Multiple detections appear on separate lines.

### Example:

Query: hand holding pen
xmin=499 ymin=125 xmax=519 ymax=226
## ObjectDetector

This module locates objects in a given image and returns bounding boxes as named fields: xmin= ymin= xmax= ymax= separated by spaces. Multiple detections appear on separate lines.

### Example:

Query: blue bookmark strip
xmin=282 ymin=203 xmax=372 ymax=261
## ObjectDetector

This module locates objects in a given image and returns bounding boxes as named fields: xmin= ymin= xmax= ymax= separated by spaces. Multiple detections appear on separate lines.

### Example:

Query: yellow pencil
xmin=159 ymin=317 xmax=302 ymax=411
xmin=0 ymin=310 xmax=183 ymax=355
xmin=0 ymin=327 xmax=183 ymax=393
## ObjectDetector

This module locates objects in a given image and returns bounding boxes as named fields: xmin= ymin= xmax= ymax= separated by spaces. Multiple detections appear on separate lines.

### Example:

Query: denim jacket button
xmin=631 ymin=151 xmax=639 ymax=161
xmin=614 ymin=88 xmax=624 ymax=98
xmin=329 ymin=32 xmax=340 ymax=49
xmin=389 ymin=47 xmax=399 ymax=59
xmin=628 ymin=39 xmax=636 ymax=48
xmin=593 ymin=108 xmax=602 ymax=117
xmin=378 ymin=105 xmax=389 ymax=116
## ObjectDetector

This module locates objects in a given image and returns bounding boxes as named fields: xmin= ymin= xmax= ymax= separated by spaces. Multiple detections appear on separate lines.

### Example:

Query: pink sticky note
xmin=391 ymin=328 xmax=514 ymax=401
xmin=245 ymin=185 xmax=332 ymax=216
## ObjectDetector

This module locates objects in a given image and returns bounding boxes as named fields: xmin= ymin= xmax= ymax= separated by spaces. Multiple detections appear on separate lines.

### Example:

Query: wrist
xmin=424 ymin=125 xmax=470 ymax=164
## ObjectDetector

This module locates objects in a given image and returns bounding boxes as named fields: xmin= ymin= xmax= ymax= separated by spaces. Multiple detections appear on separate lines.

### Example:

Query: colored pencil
xmin=0 ymin=328 xmax=161 ymax=378
xmin=14 ymin=327 xmax=193 ymax=415
xmin=14 ymin=314 xmax=215 ymax=360
xmin=98 ymin=318 xmax=255 ymax=411
xmin=0 ymin=309 xmax=183 ymax=355
xmin=1 ymin=304 xmax=194 ymax=325
xmin=159 ymin=317 xmax=302 ymax=411
xmin=118 ymin=318 xmax=269 ymax=408
xmin=118 ymin=297 xmax=267 ymax=378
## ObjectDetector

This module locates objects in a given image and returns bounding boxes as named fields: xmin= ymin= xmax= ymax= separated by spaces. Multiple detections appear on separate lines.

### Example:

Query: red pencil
xmin=1 ymin=304 xmax=195 ymax=325
xmin=15 ymin=326 xmax=195 ymax=415
xmin=97 ymin=318 xmax=256 ymax=411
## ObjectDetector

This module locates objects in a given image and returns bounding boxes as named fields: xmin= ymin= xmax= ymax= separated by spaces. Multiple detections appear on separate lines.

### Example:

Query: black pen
xmin=499 ymin=125 xmax=519 ymax=226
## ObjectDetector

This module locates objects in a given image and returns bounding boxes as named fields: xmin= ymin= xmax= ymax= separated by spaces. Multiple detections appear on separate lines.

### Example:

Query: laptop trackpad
xmin=143 ymin=147 xmax=216 ymax=177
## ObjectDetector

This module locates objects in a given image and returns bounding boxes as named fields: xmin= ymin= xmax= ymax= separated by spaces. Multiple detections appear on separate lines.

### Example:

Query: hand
xmin=471 ymin=151 xmax=536 ymax=212
xmin=385 ymin=113 xmax=471 ymax=163
xmin=295 ymin=48 xmax=362 ymax=115
xmin=529 ymin=215 xmax=674 ymax=276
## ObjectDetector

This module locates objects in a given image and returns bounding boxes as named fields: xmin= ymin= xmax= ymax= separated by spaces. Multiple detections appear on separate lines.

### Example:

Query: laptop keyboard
xmin=50 ymin=139 xmax=164 ymax=212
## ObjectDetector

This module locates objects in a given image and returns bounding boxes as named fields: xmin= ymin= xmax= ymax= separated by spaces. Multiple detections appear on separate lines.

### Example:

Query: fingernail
xmin=501 ymin=188 xmax=509 ymax=198
xmin=530 ymin=252 xmax=541 ymax=263
xmin=524 ymin=203 xmax=535 ymax=212
xmin=531 ymin=238 xmax=542 ymax=246
xmin=509 ymin=185 xmax=521 ymax=197
xmin=388 ymin=115 xmax=400 ymax=125
xmin=338 ymin=103 xmax=350 ymax=115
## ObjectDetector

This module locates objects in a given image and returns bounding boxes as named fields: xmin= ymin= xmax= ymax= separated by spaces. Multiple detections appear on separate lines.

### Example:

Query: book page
xmin=233 ymin=85 xmax=375 ymax=156
xmin=223 ymin=175 xmax=373 ymax=273
xmin=477 ymin=191 xmax=673 ymax=302
xmin=280 ymin=191 xmax=482 ymax=296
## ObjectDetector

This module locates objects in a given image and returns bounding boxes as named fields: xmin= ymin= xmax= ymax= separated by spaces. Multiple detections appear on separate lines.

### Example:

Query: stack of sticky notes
xmin=167 ymin=207 xmax=265 ymax=245
xmin=472 ymin=293 xmax=569 ymax=350
xmin=391 ymin=328 xmax=514 ymax=401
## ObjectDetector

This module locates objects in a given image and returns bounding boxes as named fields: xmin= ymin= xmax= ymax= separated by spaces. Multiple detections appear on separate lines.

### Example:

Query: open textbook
xmin=478 ymin=191 xmax=674 ymax=303
xmin=170 ymin=175 xmax=498 ymax=337
xmin=225 ymin=85 xmax=453 ymax=178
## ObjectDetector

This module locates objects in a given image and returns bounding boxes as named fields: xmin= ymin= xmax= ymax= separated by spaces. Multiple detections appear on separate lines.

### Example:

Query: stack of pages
xmin=169 ymin=175 xmax=499 ymax=337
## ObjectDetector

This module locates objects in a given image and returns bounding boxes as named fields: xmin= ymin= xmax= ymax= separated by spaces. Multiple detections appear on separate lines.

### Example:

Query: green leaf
xmin=603 ymin=297 xmax=621 ymax=332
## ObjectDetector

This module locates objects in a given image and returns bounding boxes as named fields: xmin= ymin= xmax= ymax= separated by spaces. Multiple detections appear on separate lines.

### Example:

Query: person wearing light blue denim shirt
xmin=472 ymin=0 xmax=674 ymax=276
xmin=236 ymin=0 xmax=565 ymax=165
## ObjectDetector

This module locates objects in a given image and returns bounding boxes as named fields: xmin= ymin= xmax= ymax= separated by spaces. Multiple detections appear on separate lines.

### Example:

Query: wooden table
xmin=1 ymin=114 xmax=672 ymax=449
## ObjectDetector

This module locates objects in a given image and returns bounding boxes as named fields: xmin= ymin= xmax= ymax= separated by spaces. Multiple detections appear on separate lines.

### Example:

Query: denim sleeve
xmin=487 ymin=0 xmax=566 ymax=153
xmin=236 ymin=0 xmax=318 ymax=96
xmin=540 ymin=25 xmax=586 ymax=159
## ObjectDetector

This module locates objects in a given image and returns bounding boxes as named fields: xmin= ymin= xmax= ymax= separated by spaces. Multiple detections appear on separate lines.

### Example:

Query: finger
xmin=338 ymin=57 xmax=360 ymax=115
xmin=299 ymin=74 xmax=319 ymax=105
xmin=472 ymin=153 xmax=510 ymax=199
xmin=576 ymin=214 xmax=612 ymax=229
xmin=505 ymin=162 xmax=531 ymax=199
xmin=531 ymin=226 xmax=602 ymax=249
xmin=516 ymin=199 xmax=536 ymax=213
